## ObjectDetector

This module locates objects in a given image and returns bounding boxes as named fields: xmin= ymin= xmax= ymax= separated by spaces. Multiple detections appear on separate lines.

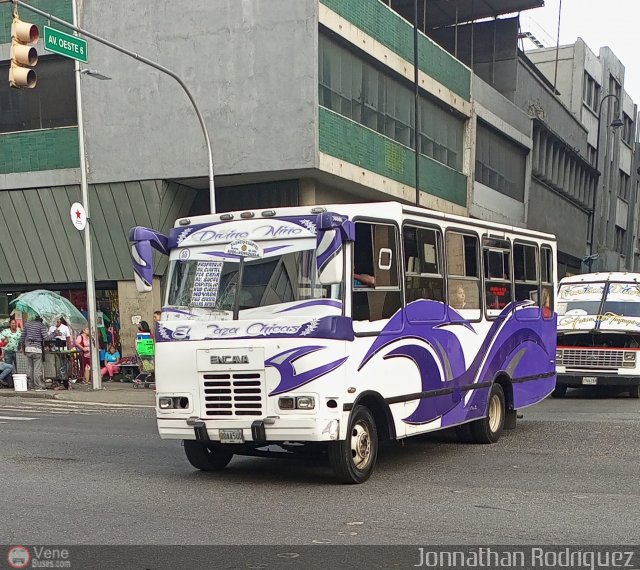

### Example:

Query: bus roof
xmin=175 ymin=201 xmax=556 ymax=242
xmin=560 ymin=272 xmax=640 ymax=285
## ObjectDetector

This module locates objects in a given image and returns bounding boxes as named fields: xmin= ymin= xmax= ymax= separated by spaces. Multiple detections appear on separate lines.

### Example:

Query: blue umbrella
xmin=10 ymin=289 xmax=88 ymax=332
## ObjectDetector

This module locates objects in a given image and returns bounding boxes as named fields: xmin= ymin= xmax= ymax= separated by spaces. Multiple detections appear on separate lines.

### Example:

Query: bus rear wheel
xmin=328 ymin=405 xmax=378 ymax=484
xmin=469 ymin=383 xmax=505 ymax=444
xmin=183 ymin=440 xmax=233 ymax=471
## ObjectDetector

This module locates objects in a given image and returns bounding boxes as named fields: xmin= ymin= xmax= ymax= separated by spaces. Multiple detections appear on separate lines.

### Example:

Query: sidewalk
xmin=0 ymin=381 xmax=155 ymax=406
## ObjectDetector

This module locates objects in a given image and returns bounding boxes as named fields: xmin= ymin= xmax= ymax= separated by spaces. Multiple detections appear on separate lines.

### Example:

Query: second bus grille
xmin=203 ymin=373 xmax=264 ymax=417
xmin=560 ymin=349 xmax=624 ymax=370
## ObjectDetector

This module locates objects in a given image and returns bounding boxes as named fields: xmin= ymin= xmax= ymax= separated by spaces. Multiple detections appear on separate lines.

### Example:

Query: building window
xmin=582 ymin=72 xmax=600 ymax=113
xmin=618 ymin=171 xmax=630 ymax=201
xmin=475 ymin=121 xmax=526 ymax=201
xmin=622 ymin=113 xmax=634 ymax=146
xmin=615 ymin=226 xmax=626 ymax=254
xmin=0 ymin=56 xmax=77 ymax=134
xmin=318 ymin=33 xmax=465 ymax=171
xmin=587 ymin=144 xmax=597 ymax=166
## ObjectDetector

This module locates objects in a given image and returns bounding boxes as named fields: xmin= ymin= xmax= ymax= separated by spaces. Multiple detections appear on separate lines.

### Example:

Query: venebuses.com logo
xmin=7 ymin=546 xmax=31 ymax=569
xmin=6 ymin=545 xmax=71 ymax=568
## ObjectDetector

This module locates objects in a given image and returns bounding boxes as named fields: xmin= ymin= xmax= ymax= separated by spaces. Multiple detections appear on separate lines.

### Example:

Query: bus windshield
xmin=602 ymin=283 xmax=640 ymax=317
xmin=557 ymin=282 xmax=605 ymax=316
xmin=167 ymin=247 xmax=340 ymax=317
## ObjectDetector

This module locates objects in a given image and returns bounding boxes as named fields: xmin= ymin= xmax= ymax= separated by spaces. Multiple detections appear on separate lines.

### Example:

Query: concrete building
xmin=528 ymin=40 xmax=638 ymax=272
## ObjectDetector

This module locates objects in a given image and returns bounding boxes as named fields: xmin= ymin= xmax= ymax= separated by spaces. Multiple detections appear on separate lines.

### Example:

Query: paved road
xmin=1 ymin=391 xmax=638 ymax=546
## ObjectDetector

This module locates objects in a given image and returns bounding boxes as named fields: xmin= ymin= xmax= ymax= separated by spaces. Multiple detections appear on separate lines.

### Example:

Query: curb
xmin=0 ymin=390 xmax=55 ymax=400
xmin=0 ymin=389 xmax=155 ymax=406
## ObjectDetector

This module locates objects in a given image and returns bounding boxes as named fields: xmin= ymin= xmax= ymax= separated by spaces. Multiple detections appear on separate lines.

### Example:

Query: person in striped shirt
xmin=18 ymin=316 xmax=58 ymax=391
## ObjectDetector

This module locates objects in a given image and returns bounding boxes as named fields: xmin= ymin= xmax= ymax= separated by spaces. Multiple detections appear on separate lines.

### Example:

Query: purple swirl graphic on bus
xmin=359 ymin=300 xmax=555 ymax=425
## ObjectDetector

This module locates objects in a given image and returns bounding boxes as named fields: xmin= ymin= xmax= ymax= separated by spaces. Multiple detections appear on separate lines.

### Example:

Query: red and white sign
xmin=70 ymin=202 xmax=87 ymax=231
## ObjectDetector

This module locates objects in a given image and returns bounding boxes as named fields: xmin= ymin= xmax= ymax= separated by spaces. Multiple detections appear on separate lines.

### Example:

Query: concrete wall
xmin=515 ymin=60 xmax=589 ymax=155
xmin=471 ymin=75 xmax=532 ymax=226
xmin=528 ymin=179 xmax=588 ymax=260
xmin=117 ymin=279 xmax=162 ymax=358
xmin=80 ymin=0 xmax=319 ymax=185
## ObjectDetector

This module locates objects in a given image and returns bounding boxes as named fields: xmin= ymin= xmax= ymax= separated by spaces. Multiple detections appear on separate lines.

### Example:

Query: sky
xmin=519 ymin=0 xmax=640 ymax=104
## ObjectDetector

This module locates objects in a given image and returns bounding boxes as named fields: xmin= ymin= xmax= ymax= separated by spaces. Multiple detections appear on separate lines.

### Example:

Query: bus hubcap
xmin=488 ymin=395 xmax=501 ymax=433
xmin=351 ymin=421 xmax=371 ymax=470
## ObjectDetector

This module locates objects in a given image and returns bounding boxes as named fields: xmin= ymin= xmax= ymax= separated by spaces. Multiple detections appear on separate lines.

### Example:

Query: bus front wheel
xmin=329 ymin=405 xmax=378 ymax=484
xmin=183 ymin=440 xmax=233 ymax=471
xmin=469 ymin=383 xmax=505 ymax=444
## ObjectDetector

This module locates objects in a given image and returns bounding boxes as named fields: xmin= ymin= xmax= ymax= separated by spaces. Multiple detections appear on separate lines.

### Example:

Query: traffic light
xmin=9 ymin=18 xmax=39 ymax=88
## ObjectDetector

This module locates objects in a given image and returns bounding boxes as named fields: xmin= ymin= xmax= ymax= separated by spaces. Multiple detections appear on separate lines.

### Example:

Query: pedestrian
xmin=100 ymin=344 xmax=121 ymax=381
xmin=0 ymin=350 xmax=14 ymax=388
xmin=0 ymin=318 xmax=22 ymax=370
xmin=138 ymin=320 xmax=155 ymax=341
xmin=49 ymin=316 xmax=71 ymax=382
xmin=153 ymin=311 xmax=161 ymax=323
xmin=19 ymin=316 xmax=56 ymax=391
xmin=75 ymin=326 xmax=92 ymax=384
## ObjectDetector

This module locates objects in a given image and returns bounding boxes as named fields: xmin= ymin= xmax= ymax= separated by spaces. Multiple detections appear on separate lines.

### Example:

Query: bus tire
xmin=328 ymin=405 xmax=378 ymax=484
xmin=551 ymin=384 xmax=567 ymax=398
xmin=183 ymin=440 xmax=233 ymax=471
xmin=469 ymin=383 xmax=505 ymax=444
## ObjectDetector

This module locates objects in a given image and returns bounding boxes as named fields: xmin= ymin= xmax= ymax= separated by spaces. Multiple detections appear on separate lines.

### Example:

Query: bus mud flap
xmin=193 ymin=421 xmax=210 ymax=442
xmin=251 ymin=420 xmax=267 ymax=444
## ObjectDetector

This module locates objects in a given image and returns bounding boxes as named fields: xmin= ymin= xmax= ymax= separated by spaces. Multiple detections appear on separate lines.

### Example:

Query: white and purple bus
xmin=130 ymin=202 xmax=557 ymax=483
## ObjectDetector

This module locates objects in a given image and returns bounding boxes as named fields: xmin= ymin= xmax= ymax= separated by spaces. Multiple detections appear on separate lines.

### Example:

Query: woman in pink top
xmin=75 ymin=327 xmax=91 ymax=383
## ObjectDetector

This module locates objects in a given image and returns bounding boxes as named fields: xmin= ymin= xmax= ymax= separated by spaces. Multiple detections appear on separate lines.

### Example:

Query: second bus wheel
xmin=468 ymin=383 xmax=506 ymax=444
xmin=183 ymin=440 xmax=233 ymax=471
xmin=328 ymin=405 xmax=378 ymax=484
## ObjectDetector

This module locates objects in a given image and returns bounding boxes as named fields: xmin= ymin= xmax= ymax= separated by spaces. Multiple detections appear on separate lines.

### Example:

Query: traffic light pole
xmin=71 ymin=0 xmax=101 ymax=391
xmin=7 ymin=0 xmax=216 ymax=213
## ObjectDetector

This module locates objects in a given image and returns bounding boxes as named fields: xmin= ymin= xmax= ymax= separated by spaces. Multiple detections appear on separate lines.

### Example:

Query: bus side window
xmin=352 ymin=222 xmax=402 ymax=322
xmin=403 ymin=225 xmax=444 ymax=304
xmin=513 ymin=242 xmax=539 ymax=305
xmin=541 ymin=246 xmax=554 ymax=319
xmin=446 ymin=231 xmax=481 ymax=320
xmin=483 ymin=238 xmax=512 ymax=316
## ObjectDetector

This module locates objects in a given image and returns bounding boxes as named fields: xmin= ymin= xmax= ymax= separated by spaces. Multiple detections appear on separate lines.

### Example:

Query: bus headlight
xmin=159 ymin=397 xmax=174 ymax=409
xmin=555 ymin=350 xmax=563 ymax=363
xmin=296 ymin=396 xmax=315 ymax=410
xmin=623 ymin=352 xmax=636 ymax=367
xmin=278 ymin=396 xmax=316 ymax=410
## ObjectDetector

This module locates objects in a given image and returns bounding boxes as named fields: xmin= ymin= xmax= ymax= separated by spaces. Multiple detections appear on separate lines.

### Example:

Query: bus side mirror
xmin=129 ymin=226 xmax=169 ymax=294
xmin=131 ymin=241 xmax=154 ymax=293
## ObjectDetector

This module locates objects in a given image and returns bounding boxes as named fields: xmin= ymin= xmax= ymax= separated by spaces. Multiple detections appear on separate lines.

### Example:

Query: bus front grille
xmin=559 ymin=349 xmax=624 ymax=370
xmin=202 ymin=372 xmax=264 ymax=417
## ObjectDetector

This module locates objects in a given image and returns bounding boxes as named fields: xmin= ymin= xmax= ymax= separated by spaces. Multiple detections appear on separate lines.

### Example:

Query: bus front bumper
xmin=157 ymin=416 xmax=340 ymax=443
xmin=556 ymin=372 xmax=640 ymax=388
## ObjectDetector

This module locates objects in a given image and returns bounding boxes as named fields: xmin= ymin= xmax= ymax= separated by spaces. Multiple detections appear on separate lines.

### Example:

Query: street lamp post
xmin=586 ymin=93 xmax=624 ymax=272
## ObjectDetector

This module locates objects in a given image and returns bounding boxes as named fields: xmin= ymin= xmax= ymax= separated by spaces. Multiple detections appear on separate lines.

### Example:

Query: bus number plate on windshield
xmin=219 ymin=429 xmax=245 ymax=444
xmin=582 ymin=377 xmax=597 ymax=385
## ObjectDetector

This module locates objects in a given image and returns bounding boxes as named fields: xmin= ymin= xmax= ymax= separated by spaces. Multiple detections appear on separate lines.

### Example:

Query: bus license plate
xmin=219 ymin=429 xmax=244 ymax=444
xmin=582 ymin=377 xmax=597 ymax=385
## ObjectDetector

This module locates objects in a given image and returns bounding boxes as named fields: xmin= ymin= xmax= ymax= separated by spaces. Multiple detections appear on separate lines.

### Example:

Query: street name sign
xmin=44 ymin=26 xmax=88 ymax=63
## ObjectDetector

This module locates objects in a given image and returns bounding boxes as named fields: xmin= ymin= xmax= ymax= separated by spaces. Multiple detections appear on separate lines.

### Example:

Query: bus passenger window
xmin=483 ymin=238 xmax=512 ymax=315
xmin=352 ymin=222 xmax=402 ymax=321
xmin=514 ymin=242 xmax=539 ymax=304
xmin=403 ymin=225 xmax=444 ymax=304
xmin=446 ymin=231 xmax=481 ymax=320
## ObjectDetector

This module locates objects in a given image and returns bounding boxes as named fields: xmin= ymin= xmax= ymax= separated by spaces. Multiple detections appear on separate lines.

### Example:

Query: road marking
xmin=0 ymin=415 xmax=37 ymax=421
